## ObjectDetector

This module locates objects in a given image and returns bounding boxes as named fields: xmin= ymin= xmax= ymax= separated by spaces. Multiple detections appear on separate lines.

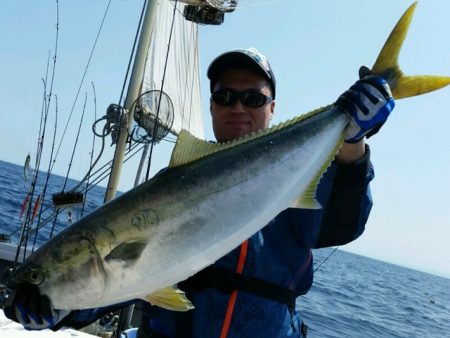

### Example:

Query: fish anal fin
xmin=143 ymin=286 xmax=194 ymax=312
xmin=290 ymin=171 xmax=323 ymax=210
xmin=292 ymin=130 xmax=345 ymax=210
xmin=105 ymin=240 xmax=147 ymax=263
xmin=291 ymin=192 xmax=322 ymax=209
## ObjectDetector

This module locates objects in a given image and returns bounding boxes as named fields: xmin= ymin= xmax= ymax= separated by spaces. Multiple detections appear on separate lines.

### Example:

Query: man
xmin=4 ymin=48 xmax=393 ymax=337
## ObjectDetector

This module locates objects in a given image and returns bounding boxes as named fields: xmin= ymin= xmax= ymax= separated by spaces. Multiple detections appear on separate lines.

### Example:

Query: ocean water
xmin=0 ymin=160 xmax=108 ymax=246
xmin=1 ymin=160 xmax=449 ymax=338
xmin=301 ymin=249 xmax=450 ymax=338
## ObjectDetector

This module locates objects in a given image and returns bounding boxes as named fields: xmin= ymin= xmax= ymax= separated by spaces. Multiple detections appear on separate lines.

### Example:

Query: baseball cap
xmin=207 ymin=47 xmax=276 ymax=99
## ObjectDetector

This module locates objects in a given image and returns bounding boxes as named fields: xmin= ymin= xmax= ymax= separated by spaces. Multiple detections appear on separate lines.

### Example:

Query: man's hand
xmin=3 ymin=284 xmax=69 ymax=330
xmin=336 ymin=67 xmax=395 ymax=143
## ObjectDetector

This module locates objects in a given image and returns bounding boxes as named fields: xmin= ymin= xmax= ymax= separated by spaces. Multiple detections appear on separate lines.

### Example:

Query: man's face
xmin=210 ymin=68 xmax=275 ymax=143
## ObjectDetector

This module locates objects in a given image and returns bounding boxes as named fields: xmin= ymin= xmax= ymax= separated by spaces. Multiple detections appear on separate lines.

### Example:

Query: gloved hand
xmin=336 ymin=66 xmax=395 ymax=143
xmin=3 ymin=284 xmax=70 ymax=330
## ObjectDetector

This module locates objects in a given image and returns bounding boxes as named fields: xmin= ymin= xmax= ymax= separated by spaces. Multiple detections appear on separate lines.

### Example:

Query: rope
xmin=145 ymin=0 xmax=179 ymax=181
xmin=182 ymin=21 xmax=200 ymax=134
xmin=116 ymin=0 xmax=149 ymax=109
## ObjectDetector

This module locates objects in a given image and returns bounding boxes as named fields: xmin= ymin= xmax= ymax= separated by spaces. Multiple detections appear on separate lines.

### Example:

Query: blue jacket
xmin=60 ymin=147 xmax=374 ymax=338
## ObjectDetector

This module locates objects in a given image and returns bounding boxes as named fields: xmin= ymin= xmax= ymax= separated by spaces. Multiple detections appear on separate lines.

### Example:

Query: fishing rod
xmin=313 ymin=247 xmax=339 ymax=273
xmin=24 ymin=0 xmax=115 ymax=242
xmin=179 ymin=22 xmax=199 ymax=138
xmin=32 ymin=95 xmax=59 ymax=253
xmin=12 ymin=78 xmax=47 ymax=252
xmin=81 ymin=82 xmax=98 ymax=217
xmin=49 ymin=92 xmax=88 ymax=237
xmin=15 ymin=0 xmax=61 ymax=260
xmin=15 ymin=71 xmax=51 ymax=266
xmin=86 ymin=141 xmax=146 ymax=189
xmin=66 ymin=93 xmax=89 ymax=187
xmin=143 ymin=0 xmax=179 ymax=181
xmin=12 ymin=140 xmax=147 ymax=242
xmin=31 ymin=0 xmax=60 ymax=199
xmin=50 ymin=0 xmax=112 ymax=174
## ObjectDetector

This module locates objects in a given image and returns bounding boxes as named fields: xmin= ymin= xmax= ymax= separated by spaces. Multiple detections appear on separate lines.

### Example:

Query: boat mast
xmin=104 ymin=0 xmax=158 ymax=202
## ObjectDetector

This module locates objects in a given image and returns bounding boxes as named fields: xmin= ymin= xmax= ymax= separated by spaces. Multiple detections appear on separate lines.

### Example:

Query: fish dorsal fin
xmin=169 ymin=130 xmax=221 ymax=168
xmin=291 ymin=131 xmax=346 ymax=210
xmin=169 ymin=106 xmax=330 ymax=168
xmin=143 ymin=285 xmax=194 ymax=312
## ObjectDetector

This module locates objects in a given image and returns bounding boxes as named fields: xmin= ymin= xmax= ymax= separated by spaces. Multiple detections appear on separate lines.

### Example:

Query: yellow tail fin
xmin=371 ymin=2 xmax=450 ymax=99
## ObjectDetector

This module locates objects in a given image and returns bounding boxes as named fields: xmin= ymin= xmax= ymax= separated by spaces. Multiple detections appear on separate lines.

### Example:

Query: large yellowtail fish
xmin=7 ymin=3 xmax=450 ymax=311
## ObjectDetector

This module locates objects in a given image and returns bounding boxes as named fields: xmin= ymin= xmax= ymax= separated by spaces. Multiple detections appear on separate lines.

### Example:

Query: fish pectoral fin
xmin=143 ymin=286 xmax=194 ymax=312
xmin=105 ymin=240 xmax=147 ymax=263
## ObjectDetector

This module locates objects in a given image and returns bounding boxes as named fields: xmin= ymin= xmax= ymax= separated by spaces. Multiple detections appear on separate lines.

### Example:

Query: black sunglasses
xmin=211 ymin=89 xmax=273 ymax=107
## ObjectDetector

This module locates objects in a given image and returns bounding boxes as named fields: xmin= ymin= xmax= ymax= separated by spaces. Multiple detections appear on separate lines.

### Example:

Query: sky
xmin=1 ymin=0 xmax=449 ymax=278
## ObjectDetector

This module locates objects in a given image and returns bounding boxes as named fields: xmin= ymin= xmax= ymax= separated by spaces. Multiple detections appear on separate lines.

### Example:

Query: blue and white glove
xmin=3 ymin=284 xmax=70 ymax=330
xmin=336 ymin=67 xmax=395 ymax=143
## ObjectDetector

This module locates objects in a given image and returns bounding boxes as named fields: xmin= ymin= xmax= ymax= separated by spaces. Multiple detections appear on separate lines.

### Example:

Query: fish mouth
xmin=8 ymin=234 xmax=108 ymax=310
xmin=5 ymin=262 xmax=36 ymax=289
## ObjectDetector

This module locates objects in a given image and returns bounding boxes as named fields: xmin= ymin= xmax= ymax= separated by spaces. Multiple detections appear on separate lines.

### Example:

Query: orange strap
xmin=219 ymin=240 xmax=249 ymax=338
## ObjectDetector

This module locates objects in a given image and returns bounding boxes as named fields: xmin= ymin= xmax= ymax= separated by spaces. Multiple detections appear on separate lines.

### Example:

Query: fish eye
xmin=28 ymin=269 xmax=45 ymax=285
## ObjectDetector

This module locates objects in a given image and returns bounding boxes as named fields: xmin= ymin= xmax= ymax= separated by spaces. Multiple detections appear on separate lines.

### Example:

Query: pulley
xmin=183 ymin=5 xmax=224 ymax=25
xmin=178 ymin=0 xmax=238 ymax=25
xmin=176 ymin=0 xmax=238 ymax=12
